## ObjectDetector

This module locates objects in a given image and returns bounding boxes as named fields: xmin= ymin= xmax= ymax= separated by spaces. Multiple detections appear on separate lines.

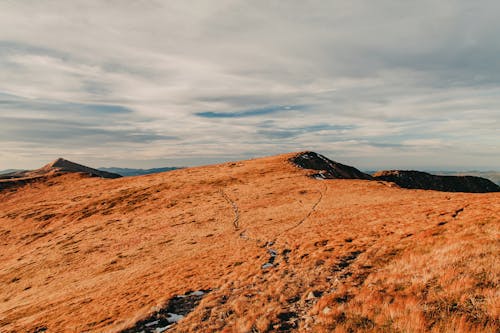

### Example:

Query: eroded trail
xmin=218 ymin=189 xmax=240 ymax=231
xmin=281 ymin=183 xmax=327 ymax=235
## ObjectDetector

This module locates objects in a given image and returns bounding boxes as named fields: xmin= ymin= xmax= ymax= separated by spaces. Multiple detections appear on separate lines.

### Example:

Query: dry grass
xmin=0 ymin=152 xmax=498 ymax=332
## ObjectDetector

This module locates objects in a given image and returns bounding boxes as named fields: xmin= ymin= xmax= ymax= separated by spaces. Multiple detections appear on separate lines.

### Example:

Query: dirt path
xmin=281 ymin=183 xmax=327 ymax=235
xmin=218 ymin=189 xmax=240 ymax=230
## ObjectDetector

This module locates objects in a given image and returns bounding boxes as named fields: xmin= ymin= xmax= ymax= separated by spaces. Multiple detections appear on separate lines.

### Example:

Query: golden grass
xmin=0 ymin=152 xmax=498 ymax=332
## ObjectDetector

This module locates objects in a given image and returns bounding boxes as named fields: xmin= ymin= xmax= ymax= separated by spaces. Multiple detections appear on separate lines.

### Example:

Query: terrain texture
xmin=0 ymin=152 xmax=498 ymax=332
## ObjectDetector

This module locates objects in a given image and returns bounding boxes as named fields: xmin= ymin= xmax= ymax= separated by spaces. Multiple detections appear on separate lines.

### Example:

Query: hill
xmin=0 ymin=152 xmax=498 ymax=332
xmin=435 ymin=171 xmax=500 ymax=186
xmin=0 ymin=158 xmax=121 ymax=191
xmin=373 ymin=170 xmax=500 ymax=193
xmin=291 ymin=152 xmax=372 ymax=180
xmin=0 ymin=158 xmax=121 ymax=180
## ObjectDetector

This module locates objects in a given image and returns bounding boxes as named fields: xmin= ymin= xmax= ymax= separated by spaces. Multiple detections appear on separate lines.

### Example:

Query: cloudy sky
xmin=1 ymin=1 xmax=499 ymax=170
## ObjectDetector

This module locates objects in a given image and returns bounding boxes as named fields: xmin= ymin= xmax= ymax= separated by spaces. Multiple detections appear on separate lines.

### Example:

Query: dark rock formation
xmin=121 ymin=290 xmax=210 ymax=333
xmin=373 ymin=170 xmax=500 ymax=193
xmin=290 ymin=152 xmax=373 ymax=180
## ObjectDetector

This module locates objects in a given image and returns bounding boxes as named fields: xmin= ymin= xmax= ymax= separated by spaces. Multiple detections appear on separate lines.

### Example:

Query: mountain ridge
xmin=0 ymin=151 xmax=498 ymax=332
xmin=0 ymin=158 xmax=121 ymax=180
xmin=1 ymin=153 xmax=499 ymax=193
xmin=372 ymin=169 xmax=500 ymax=193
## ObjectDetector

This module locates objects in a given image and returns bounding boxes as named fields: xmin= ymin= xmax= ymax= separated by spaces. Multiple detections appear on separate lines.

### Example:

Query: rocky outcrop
xmin=373 ymin=170 xmax=500 ymax=193
xmin=290 ymin=152 xmax=373 ymax=180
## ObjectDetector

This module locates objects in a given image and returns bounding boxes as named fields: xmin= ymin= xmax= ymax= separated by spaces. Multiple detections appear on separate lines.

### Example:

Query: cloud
xmin=0 ymin=1 xmax=499 ymax=170
xmin=195 ymin=105 xmax=306 ymax=118
xmin=0 ymin=116 xmax=177 ymax=144
xmin=0 ymin=93 xmax=133 ymax=116
xmin=257 ymin=123 xmax=355 ymax=140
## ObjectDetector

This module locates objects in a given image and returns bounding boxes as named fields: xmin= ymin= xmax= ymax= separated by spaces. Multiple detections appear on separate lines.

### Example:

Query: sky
xmin=0 ymin=1 xmax=499 ymax=171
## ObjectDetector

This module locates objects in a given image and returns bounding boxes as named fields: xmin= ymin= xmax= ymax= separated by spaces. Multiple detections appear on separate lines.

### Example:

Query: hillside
xmin=373 ymin=170 xmax=500 ymax=193
xmin=0 ymin=158 xmax=121 ymax=191
xmin=0 ymin=152 xmax=498 ymax=332
xmin=0 ymin=158 xmax=121 ymax=180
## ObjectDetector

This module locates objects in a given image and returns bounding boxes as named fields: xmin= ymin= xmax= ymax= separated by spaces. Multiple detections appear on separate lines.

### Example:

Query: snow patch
xmin=166 ymin=313 xmax=184 ymax=323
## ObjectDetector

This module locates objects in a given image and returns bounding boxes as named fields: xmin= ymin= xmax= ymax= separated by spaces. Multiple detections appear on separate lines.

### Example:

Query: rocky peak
xmin=290 ymin=152 xmax=373 ymax=180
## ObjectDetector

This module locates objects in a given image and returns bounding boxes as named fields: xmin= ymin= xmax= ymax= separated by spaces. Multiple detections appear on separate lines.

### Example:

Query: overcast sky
xmin=1 ymin=1 xmax=499 ymax=170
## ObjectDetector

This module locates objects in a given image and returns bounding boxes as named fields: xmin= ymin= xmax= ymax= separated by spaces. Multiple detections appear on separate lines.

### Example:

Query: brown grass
xmin=0 ymin=152 xmax=498 ymax=332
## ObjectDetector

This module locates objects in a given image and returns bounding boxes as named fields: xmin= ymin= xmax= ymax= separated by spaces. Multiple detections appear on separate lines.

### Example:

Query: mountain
xmin=373 ymin=170 xmax=500 ymax=193
xmin=0 ymin=158 xmax=121 ymax=180
xmin=290 ymin=151 xmax=372 ymax=180
xmin=0 ymin=158 xmax=121 ymax=191
xmin=1 ymin=152 xmax=498 ymax=332
xmin=0 ymin=169 xmax=23 ymax=175
xmin=434 ymin=171 xmax=500 ymax=186
xmin=39 ymin=158 xmax=122 ymax=179
xmin=98 ymin=166 xmax=181 ymax=177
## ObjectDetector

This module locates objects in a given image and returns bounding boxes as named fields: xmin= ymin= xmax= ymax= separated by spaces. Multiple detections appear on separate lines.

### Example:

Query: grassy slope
xmin=0 ymin=153 xmax=498 ymax=332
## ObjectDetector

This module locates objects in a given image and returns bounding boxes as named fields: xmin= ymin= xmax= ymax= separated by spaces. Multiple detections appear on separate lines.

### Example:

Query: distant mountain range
xmin=433 ymin=171 xmax=500 ymax=185
xmin=98 ymin=167 xmax=182 ymax=177
xmin=1 ymin=166 xmax=498 ymax=183
xmin=0 ymin=166 xmax=182 ymax=177
xmin=364 ymin=170 xmax=500 ymax=185
xmin=0 ymin=169 xmax=23 ymax=175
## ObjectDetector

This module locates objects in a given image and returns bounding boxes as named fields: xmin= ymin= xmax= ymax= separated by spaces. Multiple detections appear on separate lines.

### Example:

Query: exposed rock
xmin=373 ymin=170 xmax=500 ymax=193
xmin=121 ymin=290 xmax=210 ymax=333
xmin=290 ymin=152 xmax=372 ymax=180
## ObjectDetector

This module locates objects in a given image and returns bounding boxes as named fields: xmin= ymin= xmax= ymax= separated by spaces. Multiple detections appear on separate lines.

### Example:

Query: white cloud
xmin=0 ymin=1 xmax=499 ymax=170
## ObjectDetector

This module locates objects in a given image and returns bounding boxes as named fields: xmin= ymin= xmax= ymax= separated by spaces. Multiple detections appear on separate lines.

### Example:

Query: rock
xmin=166 ymin=313 xmax=184 ymax=323
xmin=155 ymin=326 xmax=173 ymax=333
xmin=290 ymin=152 xmax=373 ymax=180
xmin=267 ymin=249 xmax=277 ymax=257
